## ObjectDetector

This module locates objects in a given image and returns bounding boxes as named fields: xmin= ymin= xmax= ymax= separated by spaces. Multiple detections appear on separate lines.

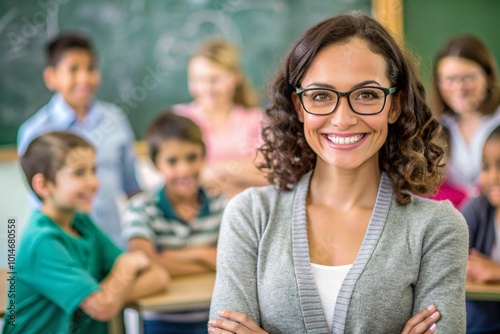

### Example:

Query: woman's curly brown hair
xmin=258 ymin=13 xmax=445 ymax=205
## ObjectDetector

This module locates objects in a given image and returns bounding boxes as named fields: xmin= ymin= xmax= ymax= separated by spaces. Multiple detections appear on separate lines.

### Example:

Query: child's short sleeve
xmin=93 ymin=223 xmax=124 ymax=275
xmin=121 ymin=193 xmax=158 ymax=242
xmin=28 ymin=236 xmax=101 ymax=314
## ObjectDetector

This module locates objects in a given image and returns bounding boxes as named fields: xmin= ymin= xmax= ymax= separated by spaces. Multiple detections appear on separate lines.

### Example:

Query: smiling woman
xmin=207 ymin=13 xmax=469 ymax=334
xmin=291 ymin=38 xmax=401 ymax=175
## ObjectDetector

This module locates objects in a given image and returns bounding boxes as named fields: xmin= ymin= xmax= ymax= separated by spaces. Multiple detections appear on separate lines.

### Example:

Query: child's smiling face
xmin=45 ymin=49 xmax=101 ymax=112
xmin=480 ymin=135 xmax=500 ymax=207
xmin=188 ymin=56 xmax=240 ymax=110
xmin=155 ymin=139 xmax=205 ymax=201
xmin=437 ymin=56 xmax=488 ymax=116
xmin=45 ymin=147 xmax=99 ymax=213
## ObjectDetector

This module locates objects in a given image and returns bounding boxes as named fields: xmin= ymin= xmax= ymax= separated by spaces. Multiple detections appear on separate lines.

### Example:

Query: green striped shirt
xmin=122 ymin=187 xmax=227 ymax=249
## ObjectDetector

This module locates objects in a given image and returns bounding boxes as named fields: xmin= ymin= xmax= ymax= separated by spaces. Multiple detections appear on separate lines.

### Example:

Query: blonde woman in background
xmin=174 ymin=39 xmax=267 ymax=197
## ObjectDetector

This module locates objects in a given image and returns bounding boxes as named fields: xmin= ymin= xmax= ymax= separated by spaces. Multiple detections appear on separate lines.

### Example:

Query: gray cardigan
xmin=210 ymin=172 xmax=469 ymax=334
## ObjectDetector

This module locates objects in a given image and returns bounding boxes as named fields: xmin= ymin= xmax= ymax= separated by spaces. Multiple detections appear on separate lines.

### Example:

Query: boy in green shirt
xmin=3 ymin=131 xmax=169 ymax=334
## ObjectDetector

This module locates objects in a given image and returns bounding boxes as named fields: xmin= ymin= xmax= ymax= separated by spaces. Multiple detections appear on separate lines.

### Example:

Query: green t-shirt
xmin=2 ymin=210 xmax=123 ymax=334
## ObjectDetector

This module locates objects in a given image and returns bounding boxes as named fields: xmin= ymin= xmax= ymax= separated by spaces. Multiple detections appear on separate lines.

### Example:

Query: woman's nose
xmin=329 ymin=97 xmax=357 ymax=129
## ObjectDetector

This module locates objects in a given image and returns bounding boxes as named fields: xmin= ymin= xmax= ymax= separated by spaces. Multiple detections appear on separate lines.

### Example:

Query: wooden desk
xmin=466 ymin=280 xmax=500 ymax=301
xmin=126 ymin=272 xmax=215 ymax=334
xmin=131 ymin=272 xmax=216 ymax=312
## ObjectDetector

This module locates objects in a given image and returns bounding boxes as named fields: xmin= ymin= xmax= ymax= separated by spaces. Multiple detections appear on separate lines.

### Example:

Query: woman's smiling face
xmin=292 ymin=37 xmax=400 ymax=172
xmin=437 ymin=56 xmax=488 ymax=116
xmin=480 ymin=135 xmax=500 ymax=207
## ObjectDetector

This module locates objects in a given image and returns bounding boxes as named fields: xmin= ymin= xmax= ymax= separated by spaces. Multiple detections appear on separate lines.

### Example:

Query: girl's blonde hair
xmin=192 ymin=38 xmax=259 ymax=108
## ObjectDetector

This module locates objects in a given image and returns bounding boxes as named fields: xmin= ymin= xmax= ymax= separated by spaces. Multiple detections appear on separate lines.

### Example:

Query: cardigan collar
xmin=291 ymin=170 xmax=394 ymax=333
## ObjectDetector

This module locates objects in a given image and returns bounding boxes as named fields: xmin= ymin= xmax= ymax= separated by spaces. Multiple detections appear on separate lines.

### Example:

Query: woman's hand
xmin=208 ymin=310 xmax=268 ymax=334
xmin=208 ymin=306 xmax=439 ymax=334
xmin=401 ymin=305 xmax=440 ymax=334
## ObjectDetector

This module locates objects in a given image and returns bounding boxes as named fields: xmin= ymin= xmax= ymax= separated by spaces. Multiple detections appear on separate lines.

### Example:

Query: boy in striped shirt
xmin=122 ymin=110 xmax=227 ymax=334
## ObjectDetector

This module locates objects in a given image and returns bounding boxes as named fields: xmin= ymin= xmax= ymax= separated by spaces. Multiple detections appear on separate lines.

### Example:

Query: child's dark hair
xmin=20 ymin=131 xmax=94 ymax=200
xmin=46 ymin=33 xmax=95 ymax=67
xmin=146 ymin=110 xmax=205 ymax=163
xmin=486 ymin=125 xmax=500 ymax=143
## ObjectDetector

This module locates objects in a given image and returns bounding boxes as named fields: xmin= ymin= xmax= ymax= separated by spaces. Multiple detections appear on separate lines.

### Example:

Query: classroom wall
xmin=0 ymin=161 xmax=30 ymax=268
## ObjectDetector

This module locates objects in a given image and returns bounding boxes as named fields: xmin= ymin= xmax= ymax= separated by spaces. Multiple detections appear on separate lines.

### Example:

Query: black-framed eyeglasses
xmin=294 ymin=86 xmax=398 ymax=116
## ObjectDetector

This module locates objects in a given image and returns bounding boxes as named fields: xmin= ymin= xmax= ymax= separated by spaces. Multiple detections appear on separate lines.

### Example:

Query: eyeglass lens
xmin=439 ymin=72 xmax=483 ymax=86
xmin=300 ymin=87 xmax=387 ymax=115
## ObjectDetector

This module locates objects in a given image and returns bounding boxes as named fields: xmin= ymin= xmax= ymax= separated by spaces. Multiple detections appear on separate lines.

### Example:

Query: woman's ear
xmin=32 ymin=173 xmax=51 ymax=199
xmin=388 ymin=93 xmax=402 ymax=124
xmin=292 ymin=93 xmax=305 ymax=123
xmin=43 ymin=67 xmax=56 ymax=92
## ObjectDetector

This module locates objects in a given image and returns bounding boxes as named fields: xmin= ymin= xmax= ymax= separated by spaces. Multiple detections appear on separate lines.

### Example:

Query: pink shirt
xmin=428 ymin=179 xmax=469 ymax=209
xmin=173 ymin=103 xmax=264 ymax=162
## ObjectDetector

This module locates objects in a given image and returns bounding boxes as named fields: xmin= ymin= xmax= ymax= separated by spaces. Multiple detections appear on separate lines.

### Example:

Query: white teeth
xmin=327 ymin=134 xmax=364 ymax=145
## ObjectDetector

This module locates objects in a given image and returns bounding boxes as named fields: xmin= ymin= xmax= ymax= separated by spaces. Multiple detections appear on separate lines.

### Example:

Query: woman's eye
xmin=167 ymin=158 xmax=177 ymax=166
xmin=309 ymin=91 xmax=333 ymax=101
xmin=356 ymin=90 xmax=378 ymax=100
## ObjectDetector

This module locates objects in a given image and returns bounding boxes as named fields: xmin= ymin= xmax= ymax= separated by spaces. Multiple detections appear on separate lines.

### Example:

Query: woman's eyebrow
xmin=305 ymin=80 xmax=381 ymax=89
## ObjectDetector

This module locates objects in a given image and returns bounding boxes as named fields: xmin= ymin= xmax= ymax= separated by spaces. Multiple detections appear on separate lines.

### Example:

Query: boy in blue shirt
xmin=2 ymin=131 xmax=169 ymax=334
xmin=122 ymin=111 xmax=227 ymax=334
xmin=17 ymin=33 xmax=141 ymax=246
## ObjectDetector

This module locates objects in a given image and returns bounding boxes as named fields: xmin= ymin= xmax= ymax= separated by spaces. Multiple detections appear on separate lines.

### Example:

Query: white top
xmin=442 ymin=106 xmax=500 ymax=196
xmin=311 ymin=263 xmax=353 ymax=333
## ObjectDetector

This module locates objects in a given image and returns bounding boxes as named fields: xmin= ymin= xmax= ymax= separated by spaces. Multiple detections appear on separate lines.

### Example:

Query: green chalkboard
xmin=404 ymin=0 xmax=500 ymax=90
xmin=0 ymin=0 xmax=371 ymax=146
